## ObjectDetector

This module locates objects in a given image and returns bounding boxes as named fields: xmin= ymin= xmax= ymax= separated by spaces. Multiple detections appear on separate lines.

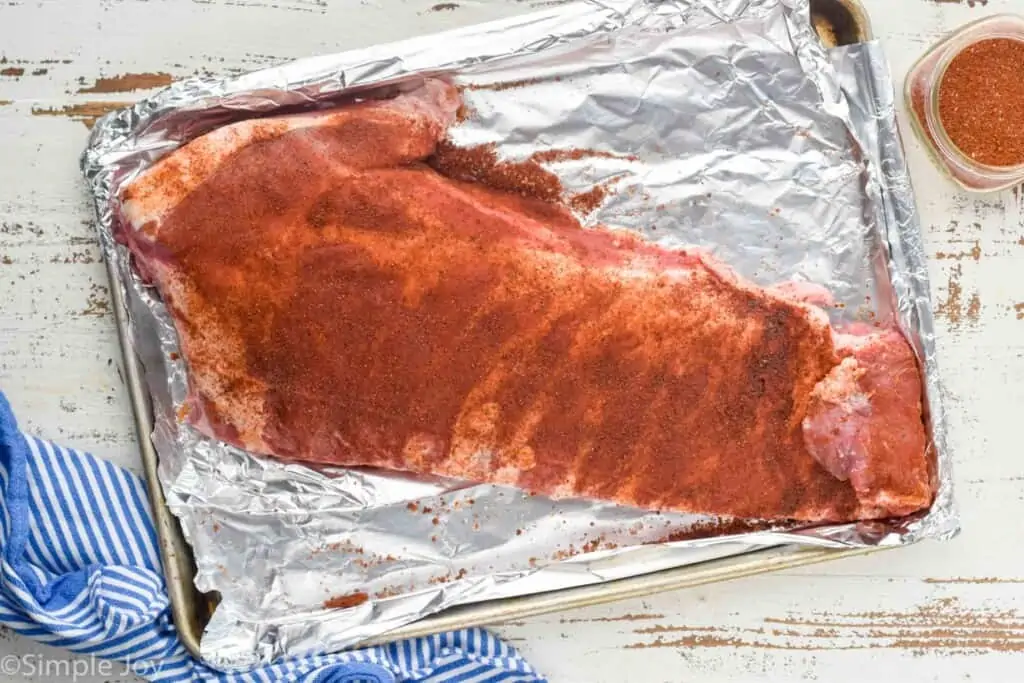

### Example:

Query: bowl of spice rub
xmin=905 ymin=14 xmax=1024 ymax=192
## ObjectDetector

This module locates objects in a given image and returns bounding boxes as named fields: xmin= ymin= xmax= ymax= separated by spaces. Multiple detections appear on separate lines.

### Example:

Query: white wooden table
xmin=1 ymin=0 xmax=1021 ymax=680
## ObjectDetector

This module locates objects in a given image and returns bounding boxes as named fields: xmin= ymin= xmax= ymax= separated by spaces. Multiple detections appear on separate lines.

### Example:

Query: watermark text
xmin=0 ymin=653 xmax=171 ymax=680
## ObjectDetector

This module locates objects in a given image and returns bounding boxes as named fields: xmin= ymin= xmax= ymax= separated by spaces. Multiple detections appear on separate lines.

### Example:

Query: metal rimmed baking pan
xmin=102 ymin=0 xmax=887 ymax=661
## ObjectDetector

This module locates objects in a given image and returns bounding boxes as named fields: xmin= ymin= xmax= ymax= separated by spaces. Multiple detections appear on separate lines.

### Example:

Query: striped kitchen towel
xmin=0 ymin=391 xmax=546 ymax=682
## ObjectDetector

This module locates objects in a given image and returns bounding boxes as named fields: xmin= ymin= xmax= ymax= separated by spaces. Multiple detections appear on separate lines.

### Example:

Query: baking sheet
xmin=81 ymin=0 xmax=957 ymax=670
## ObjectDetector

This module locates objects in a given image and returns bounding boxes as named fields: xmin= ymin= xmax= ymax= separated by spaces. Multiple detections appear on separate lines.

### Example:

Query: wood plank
xmin=496 ymin=575 xmax=1024 ymax=682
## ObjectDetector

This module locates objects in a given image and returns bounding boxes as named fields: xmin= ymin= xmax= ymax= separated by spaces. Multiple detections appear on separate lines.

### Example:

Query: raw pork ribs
xmin=119 ymin=79 xmax=932 ymax=521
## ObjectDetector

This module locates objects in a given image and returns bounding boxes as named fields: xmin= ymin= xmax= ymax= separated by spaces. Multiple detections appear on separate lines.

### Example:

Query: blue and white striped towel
xmin=0 ymin=391 xmax=546 ymax=682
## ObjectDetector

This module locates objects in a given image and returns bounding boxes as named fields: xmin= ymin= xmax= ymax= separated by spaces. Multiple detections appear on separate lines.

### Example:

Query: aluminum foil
xmin=80 ymin=0 xmax=958 ymax=671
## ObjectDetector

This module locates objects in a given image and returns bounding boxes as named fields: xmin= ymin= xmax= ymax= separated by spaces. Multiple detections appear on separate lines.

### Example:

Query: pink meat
xmin=117 ymin=78 xmax=933 ymax=521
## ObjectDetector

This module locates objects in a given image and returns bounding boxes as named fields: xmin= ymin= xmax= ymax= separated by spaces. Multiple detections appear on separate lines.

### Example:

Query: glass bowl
xmin=904 ymin=14 xmax=1024 ymax=193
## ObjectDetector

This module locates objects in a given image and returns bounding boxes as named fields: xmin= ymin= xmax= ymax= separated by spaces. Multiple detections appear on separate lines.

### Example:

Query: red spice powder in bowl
xmin=904 ymin=14 xmax=1024 ymax=192
xmin=937 ymin=38 xmax=1024 ymax=169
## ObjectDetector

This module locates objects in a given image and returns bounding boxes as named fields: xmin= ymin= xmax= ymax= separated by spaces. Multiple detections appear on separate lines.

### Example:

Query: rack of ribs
xmin=118 ymin=78 xmax=933 ymax=522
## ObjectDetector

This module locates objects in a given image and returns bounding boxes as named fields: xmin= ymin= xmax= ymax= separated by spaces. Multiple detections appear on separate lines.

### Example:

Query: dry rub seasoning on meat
xmin=118 ymin=78 xmax=932 ymax=523
xmin=429 ymin=141 xmax=563 ymax=202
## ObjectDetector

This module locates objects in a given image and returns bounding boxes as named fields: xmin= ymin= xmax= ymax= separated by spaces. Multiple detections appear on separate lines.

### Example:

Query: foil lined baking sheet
xmin=80 ymin=0 xmax=957 ymax=670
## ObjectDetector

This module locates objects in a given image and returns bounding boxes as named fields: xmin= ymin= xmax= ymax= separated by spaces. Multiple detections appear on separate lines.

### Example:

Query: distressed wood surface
xmin=0 ymin=0 xmax=1020 ymax=680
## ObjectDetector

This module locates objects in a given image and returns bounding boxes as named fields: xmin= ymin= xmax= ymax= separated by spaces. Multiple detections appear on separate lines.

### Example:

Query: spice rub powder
xmin=938 ymin=37 xmax=1024 ymax=168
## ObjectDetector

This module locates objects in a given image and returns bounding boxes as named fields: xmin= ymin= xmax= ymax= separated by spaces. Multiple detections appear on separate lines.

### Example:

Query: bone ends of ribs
xmin=118 ymin=77 xmax=933 ymax=523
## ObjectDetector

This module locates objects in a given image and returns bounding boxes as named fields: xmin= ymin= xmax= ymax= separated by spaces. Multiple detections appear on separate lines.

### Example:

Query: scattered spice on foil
xmin=569 ymin=185 xmax=606 ymax=214
xmin=529 ymin=148 xmax=638 ymax=164
xmin=323 ymin=591 xmax=368 ymax=609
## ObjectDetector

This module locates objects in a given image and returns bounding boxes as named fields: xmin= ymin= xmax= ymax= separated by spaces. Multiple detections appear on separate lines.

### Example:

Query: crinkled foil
xmin=80 ymin=0 xmax=957 ymax=671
